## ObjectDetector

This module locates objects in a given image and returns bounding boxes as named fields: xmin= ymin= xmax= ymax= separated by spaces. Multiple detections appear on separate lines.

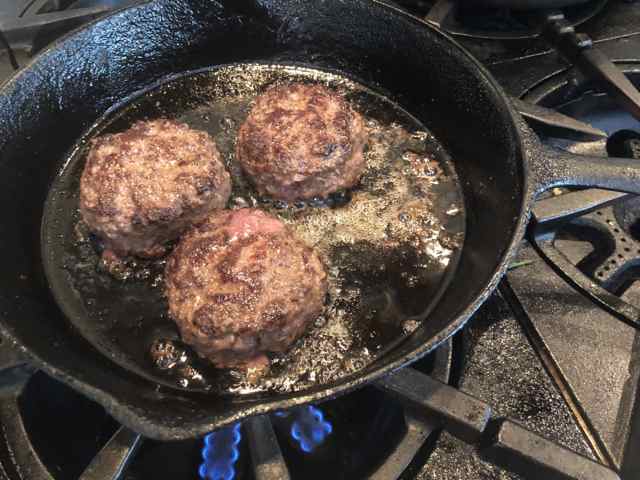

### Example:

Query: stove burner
xmin=274 ymin=405 xmax=333 ymax=453
xmin=606 ymin=131 xmax=640 ymax=249
xmin=526 ymin=67 xmax=640 ymax=132
xmin=200 ymin=423 xmax=241 ymax=480
xmin=290 ymin=406 xmax=332 ymax=453
xmin=607 ymin=129 xmax=640 ymax=159
xmin=419 ymin=0 xmax=607 ymax=39
xmin=0 ymin=0 xmax=135 ymax=55
xmin=525 ymin=65 xmax=640 ymax=281
xmin=614 ymin=196 xmax=640 ymax=243
xmin=0 ymin=339 xmax=454 ymax=480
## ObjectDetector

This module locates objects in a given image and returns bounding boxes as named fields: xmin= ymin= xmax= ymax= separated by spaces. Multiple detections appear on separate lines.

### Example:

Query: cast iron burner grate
xmin=397 ymin=0 xmax=608 ymax=39
xmin=427 ymin=1 xmax=640 ymax=133
xmin=0 ymin=339 xmax=460 ymax=480
xmin=0 ymin=1 xmax=137 ymax=79
xmin=0 ymin=323 xmax=618 ymax=480
xmin=497 ymin=65 xmax=640 ymax=476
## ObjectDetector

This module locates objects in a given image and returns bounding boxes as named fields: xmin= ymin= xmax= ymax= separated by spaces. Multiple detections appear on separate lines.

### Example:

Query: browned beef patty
xmin=80 ymin=119 xmax=231 ymax=258
xmin=237 ymin=83 xmax=366 ymax=201
xmin=165 ymin=208 xmax=328 ymax=368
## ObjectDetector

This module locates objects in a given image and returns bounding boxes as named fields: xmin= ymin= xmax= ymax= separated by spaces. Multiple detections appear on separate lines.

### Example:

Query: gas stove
xmin=1 ymin=1 xmax=640 ymax=479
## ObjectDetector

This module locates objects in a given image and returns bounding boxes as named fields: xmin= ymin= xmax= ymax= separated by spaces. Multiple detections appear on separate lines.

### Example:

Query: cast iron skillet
xmin=1 ymin=0 xmax=639 ymax=441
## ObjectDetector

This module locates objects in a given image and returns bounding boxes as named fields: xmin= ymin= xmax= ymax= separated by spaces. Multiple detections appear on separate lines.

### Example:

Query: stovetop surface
xmin=2 ymin=1 xmax=640 ymax=479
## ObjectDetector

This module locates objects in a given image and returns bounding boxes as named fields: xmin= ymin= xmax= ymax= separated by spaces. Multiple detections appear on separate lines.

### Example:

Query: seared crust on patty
xmin=237 ymin=83 xmax=366 ymax=201
xmin=165 ymin=208 xmax=328 ymax=368
xmin=80 ymin=119 xmax=231 ymax=258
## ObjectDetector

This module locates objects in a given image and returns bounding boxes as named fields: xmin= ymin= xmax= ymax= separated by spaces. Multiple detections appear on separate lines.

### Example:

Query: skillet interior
xmin=0 ymin=0 xmax=525 ymax=439
xmin=42 ymin=63 xmax=467 ymax=395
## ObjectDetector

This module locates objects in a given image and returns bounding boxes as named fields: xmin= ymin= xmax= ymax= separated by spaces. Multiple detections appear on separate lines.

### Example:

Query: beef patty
xmin=165 ymin=208 xmax=328 ymax=368
xmin=80 ymin=119 xmax=231 ymax=258
xmin=237 ymin=83 xmax=367 ymax=201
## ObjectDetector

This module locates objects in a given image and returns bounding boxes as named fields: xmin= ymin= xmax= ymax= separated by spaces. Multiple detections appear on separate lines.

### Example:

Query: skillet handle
xmin=534 ymin=146 xmax=640 ymax=196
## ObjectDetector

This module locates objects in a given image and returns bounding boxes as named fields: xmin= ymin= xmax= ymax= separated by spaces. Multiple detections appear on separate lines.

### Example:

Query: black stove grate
xmin=419 ymin=0 xmax=608 ymax=39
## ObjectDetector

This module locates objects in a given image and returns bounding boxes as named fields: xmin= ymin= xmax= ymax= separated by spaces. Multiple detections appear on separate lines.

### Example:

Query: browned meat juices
xmin=237 ymin=83 xmax=367 ymax=201
xmin=165 ymin=208 xmax=328 ymax=368
xmin=80 ymin=119 xmax=231 ymax=258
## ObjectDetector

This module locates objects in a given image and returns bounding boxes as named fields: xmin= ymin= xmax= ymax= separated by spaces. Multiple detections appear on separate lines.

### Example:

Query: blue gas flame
xmin=290 ymin=405 xmax=333 ymax=453
xmin=199 ymin=423 xmax=241 ymax=480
